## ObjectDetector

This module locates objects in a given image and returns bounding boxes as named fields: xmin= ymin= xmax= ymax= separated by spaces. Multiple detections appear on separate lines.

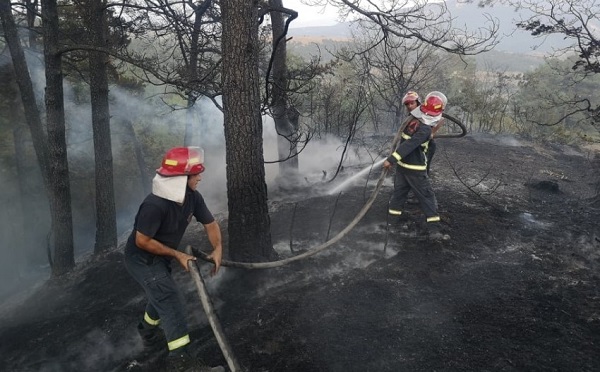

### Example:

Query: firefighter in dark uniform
xmin=124 ymin=146 xmax=224 ymax=372
xmin=384 ymin=92 xmax=447 ymax=240
xmin=401 ymin=91 xmax=445 ymax=174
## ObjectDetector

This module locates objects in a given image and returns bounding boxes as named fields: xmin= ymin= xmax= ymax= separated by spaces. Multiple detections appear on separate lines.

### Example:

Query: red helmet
xmin=156 ymin=147 xmax=205 ymax=176
xmin=420 ymin=92 xmax=446 ymax=117
xmin=401 ymin=91 xmax=420 ymax=105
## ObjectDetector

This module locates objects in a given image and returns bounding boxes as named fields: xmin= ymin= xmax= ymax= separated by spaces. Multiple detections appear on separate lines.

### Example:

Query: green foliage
xmin=512 ymin=56 xmax=600 ymax=143
xmin=473 ymin=50 xmax=546 ymax=73
xmin=57 ymin=0 xmax=134 ymax=87
xmin=288 ymin=39 xmax=351 ymax=63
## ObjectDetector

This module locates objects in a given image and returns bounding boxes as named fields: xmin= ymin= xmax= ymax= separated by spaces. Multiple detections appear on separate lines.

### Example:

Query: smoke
xmin=262 ymin=116 xmax=379 ymax=195
xmin=470 ymin=132 xmax=524 ymax=147
xmin=0 ymin=51 xmax=374 ymax=303
xmin=0 ymin=46 xmax=54 ymax=301
xmin=0 ymin=171 xmax=51 ymax=301
xmin=19 ymin=327 xmax=142 ymax=371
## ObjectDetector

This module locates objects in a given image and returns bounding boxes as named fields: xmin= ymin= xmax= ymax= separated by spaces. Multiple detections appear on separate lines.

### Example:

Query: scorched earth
xmin=1 ymin=133 xmax=599 ymax=372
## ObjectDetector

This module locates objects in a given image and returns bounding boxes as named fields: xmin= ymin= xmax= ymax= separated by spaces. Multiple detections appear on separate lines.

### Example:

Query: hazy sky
xmin=290 ymin=2 xmax=341 ymax=28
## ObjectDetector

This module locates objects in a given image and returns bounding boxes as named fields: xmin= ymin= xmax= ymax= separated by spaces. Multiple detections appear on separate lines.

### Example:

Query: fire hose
xmin=186 ymin=113 xmax=466 ymax=371
xmin=436 ymin=113 xmax=467 ymax=139
xmin=191 ymin=112 xmax=466 ymax=269
xmin=186 ymin=246 xmax=243 ymax=372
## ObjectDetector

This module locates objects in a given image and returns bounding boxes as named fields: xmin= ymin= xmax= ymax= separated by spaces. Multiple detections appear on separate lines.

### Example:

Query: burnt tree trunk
xmin=25 ymin=0 xmax=39 ymax=48
xmin=221 ymin=0 xmax=276 ymax=261
xmin=42 ymin=0 xmax=75 ymax=275
xmin=0 ymin=0 xmax=49 ymax=182
xmin=0 ymin=0 xmax=55 ymax=268
xmin=2 ymin=66 xmax=28 ymax=272
xmin=88 ymin=0 xmax=117 ymax=253
xmin=184 ymin=1 xmax=205 ymax=147
xmin=122 ymin=120 xmax=151 ymax=195
xmin=269 ymin=0 xmax=298 ymax=177
xmin=11 ymin=112 xmax=37 ymax=264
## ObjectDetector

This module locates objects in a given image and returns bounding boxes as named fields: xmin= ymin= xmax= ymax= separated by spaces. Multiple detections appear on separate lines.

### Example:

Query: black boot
xmin=137 ymin=322 xmax=167 ymax=350
xmin=166 ymin=346 xmax=225 ymax=372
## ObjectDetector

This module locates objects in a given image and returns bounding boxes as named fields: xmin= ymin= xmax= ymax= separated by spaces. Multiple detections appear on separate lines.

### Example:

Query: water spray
xmin=327 ymin=158 xmax=386 ymax=196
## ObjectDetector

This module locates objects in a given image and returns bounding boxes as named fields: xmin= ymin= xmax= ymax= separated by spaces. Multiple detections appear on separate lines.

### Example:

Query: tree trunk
xmin=221 ymin=0 xmax=276 ymax=261
xmin=88 ymin=0 xmax=117 ymax=253
xmin=123 ymin=120 xmax=151 ymax=195
xmin=394 ymin=106 xmax=402 ymax=132
xmin=0 ymin=0 xmax=50 ymax=182
xmin=4 ymin=69 xmax=28 ymax=272
xmin=184 ymin=3 xmax=205 ymax=147
xmin=25 ymin=0 xmax=39 ymax=49
xmin=12 ymin=118 xmax=40 ymax=262
xmin=42 ymin=0 xmax=75 ymax=275
xmin=1 ymin=0 xmax=56 ymax=270
xmin=184 ymin=96 xmax=197 ymax=146
xmin=269 ymin=0 xmax=298 ymax=177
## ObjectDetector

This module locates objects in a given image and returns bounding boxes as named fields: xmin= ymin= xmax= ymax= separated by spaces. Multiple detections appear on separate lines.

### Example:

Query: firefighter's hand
xmin=383 ymin=160 xmax=393 ymax=170
xmin=207 ymin=248 xmax=222 ymax=276
xmin=176 ymin=251 xmax=197 ymax=272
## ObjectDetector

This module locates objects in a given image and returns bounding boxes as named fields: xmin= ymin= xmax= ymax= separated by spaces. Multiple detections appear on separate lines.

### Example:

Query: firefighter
xmin=426 ymin=93 xmax=446 ymax=175
xmin=124 ymin=146 xmax=224 ymax=372
xmin=400 ymin=91 xmax=422 ymax=205
xmin=384 ymin=92 xmax=447 ymax=240
xmin=402 ymin=91 xmax=420 ymax=113
xmin=401 ymin=90 xmax=445 ymax=174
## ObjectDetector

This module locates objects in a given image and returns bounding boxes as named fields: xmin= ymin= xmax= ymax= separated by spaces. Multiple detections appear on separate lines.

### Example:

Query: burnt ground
xmin=1 ymin=134 xmax=600 ymax=372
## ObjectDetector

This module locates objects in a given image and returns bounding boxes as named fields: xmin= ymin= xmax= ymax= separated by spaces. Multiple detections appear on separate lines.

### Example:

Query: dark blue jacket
xmin=387 ymin=117 xmax=431 ymax=173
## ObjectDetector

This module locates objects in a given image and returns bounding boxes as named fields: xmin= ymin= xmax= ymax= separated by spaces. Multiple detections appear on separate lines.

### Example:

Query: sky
xmin=290 ymin=2 xmax=342 ymax=28
xmin=289 ymin=0 xmax=445 ymax=28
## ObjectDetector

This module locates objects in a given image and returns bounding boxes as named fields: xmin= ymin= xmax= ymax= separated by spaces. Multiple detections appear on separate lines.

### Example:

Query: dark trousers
xmin=389 ymin=169 xmax=438 ymax=220
xmin=125 ymin=252 xmax=189 ymax=347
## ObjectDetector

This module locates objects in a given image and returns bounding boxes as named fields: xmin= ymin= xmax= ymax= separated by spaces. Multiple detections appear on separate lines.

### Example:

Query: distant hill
xmin=288 ymin=24 xmax=547 ymax=73
xmin=289 ymin=23 xmax=354 ymax=40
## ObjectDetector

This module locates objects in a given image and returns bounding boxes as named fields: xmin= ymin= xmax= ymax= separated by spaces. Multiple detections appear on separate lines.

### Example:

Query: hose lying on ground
xmin=194 ymin=165 xmax=389 ymax=269
xmin=187 ymin=114 xmax=466 ymax=370
xmin=191 ymin=120 xmax=410 ymax=269
xmin=194 ymin=114 xmax=466 ymax=269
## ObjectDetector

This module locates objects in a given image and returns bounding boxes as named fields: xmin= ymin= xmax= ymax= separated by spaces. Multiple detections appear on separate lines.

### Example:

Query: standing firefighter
xmin=401 ymin=91 xmax=445 ymax=174
xmin=401 ymin=91 xmax=420 ymax=113
xmin=384 ymin=92 xmax=448 ymax=240
xmin=124 ymin=146 xmax=225 ymax=372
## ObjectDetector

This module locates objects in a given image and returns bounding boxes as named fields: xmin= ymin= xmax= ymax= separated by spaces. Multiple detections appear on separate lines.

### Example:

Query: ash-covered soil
xmin=1 ymin=134 xmax=599 ymax=372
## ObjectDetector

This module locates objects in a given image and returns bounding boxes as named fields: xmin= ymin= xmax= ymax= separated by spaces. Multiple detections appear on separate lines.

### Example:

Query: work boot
xmin=165 ymin=346 xmax=225 ymax=372
xmin=137 ymin=322 xmax=167 ymax=350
